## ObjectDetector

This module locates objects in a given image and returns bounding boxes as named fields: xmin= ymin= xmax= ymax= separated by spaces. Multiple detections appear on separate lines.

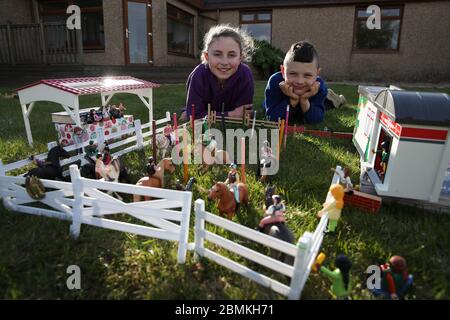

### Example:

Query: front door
xmin=124 ymin=0 xmax=153 ymax=65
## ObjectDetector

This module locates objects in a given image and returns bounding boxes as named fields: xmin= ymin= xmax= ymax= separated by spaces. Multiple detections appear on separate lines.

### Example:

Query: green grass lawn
xmin=0 ymin=81 xmax=449 ymax=299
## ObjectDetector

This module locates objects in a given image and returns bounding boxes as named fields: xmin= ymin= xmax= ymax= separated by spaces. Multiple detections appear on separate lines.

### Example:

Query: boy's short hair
xmin=284 ymin=41 xmax=320 ymax=67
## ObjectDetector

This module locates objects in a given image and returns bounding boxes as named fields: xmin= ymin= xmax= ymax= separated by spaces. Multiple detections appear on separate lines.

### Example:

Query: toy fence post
xmin=241 ymin=137 xmax=246 ymax=183
xmin=288 ymin=232 xmax=313 ymax=300
xmin=183 ymin=126 xmax=189 ymax=184
xmin=152 ymin=120 xmax=157 ymax=160
xmin=0 ymin=159 xmax=6 ymax=177
xmin=69 ymin=165 xmax=84 ymax=239
xmin=134 ymin=119 xmax=144 ymax=149
xmin=96 ymin=127 xmax=105 ymax=151
xmin=177 ymin=191 xmax=192 ymax=264
xmin=47 ymin=141 xmax=57 ymax=151
xmin=194 ymin=199 xmax=206 ymax=261
xmin=166 ymin=111 xmax=171 ymax=123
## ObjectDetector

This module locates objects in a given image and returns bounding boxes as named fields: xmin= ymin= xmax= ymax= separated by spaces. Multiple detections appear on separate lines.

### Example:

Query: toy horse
xmin=133 ymin=158 xmax=176 ymax=202
xmin=25 ymin=145 xmax=70 ymax=181
xmin=207 ymin=181 xmax=248 ymax=220
xmin=155 ymin=133 xmax=175 ymax=159
xmin=260 ymin=185 xmax=295 ymax=265
xmin=96 ymin=157 xmax=123 ymax=200
xmin=195 ymin=136 xmax=231 ymax=173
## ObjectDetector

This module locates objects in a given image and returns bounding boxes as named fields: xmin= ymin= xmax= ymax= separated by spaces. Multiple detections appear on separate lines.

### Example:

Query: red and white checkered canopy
xmin=17 ymin=76 xmax=160 ymax=95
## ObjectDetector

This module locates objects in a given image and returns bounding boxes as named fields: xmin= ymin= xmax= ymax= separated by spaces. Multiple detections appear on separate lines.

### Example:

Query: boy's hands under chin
xmin=279 ymin=81 xmax=300 ymax=107
xmin=298 ymin=81 xmax=320 ymax=113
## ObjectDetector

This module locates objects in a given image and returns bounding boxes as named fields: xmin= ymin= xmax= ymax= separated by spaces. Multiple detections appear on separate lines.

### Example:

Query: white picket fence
xmin=193 ymin=199 xmax=328 ymax=299
xmin=0 ymin=112 xmax=172 ymax=176
xmin=0 ymin=113 xmax=194 ymax=263
xmin=191 ymin=167 xmax=341 ymax=299
xmin=0 ymin=164 xmax=192 ymax=263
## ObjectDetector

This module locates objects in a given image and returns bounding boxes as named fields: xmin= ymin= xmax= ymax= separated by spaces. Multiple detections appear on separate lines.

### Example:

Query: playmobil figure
xmin=25 ymin=175 xmax=46 ymax=200
xmin=109 ymin=105 xmax=121 ymax=119
xmin=96 ymin=156 xmax=123 ymax=200
xmin=29 ymin=154 xmax=46 ymax=167
xmin=146 ymin=156 xmax=157 ymax=177
xmin=86 ymin=109 xmax=95 ymax=124
xmin=371 ymin=255 xmax=413 ymax=300
xmin=373 ymin=140 xmax=390 ymax=175
xmin=318 ymin=184 xmax=345 ymax=233
xmin=196 ymin=136 xmax=231 ymax=173
xmin=258 ymin=195 xmax=286 ymax=231
xmin=101 ymin=105 xmax=110 ymax=121
xmin=181 ymin=24 xmax=254 ymax=120
xmin=225 ymin=163 xmax=241 ymax=210
xmin=259 ymin=140 xmax=275 ymax=182
xmin=85 ymin=140 xmax=98 ymax=158
xmin=95 ymin=152 xmax=104 ymax=179
xmin=263 ymin=41 xmax=328 ymax=124
xmin=93 ymin=110 xmax=103 ymax=122
xmin=102 ymin=145 xmax=112 ymax=165
xmin=331 ymin=167 xmax=354 ymax=194
xmin=25 ymin=145 xmax=70 ymax=181
xmin=73 ymin=126 xmax=85 ymax=154
xmin=175 ymin=177 xmax=197 ymax=191
xmin=313 ymin=254 xmax=352 ymax=300
xmin=163 ymin=123 xmax=174 ymax=145
xmin=118 ymin=103 xmax=126 ymax=118
xmin=207 ymin=181 xmax=249 ymax=220
xmin=134 ymin=158 xmax=176 ymax=201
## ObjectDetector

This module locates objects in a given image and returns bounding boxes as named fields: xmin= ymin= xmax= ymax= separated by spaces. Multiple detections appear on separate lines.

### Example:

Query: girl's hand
xmin=180 ymin=111 xmax=188 ymax=122
xmin=228 ymin=104 xmax=253 ymax=118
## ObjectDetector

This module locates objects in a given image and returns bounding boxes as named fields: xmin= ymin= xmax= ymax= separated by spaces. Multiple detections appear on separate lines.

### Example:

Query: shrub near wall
xmin=251 ymin=40 xmax=285 ymax=79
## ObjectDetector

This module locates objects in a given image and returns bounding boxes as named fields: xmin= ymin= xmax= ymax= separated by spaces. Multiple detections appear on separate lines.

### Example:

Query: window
xmin=240 ymin=11 xmax=272 ymax=43
xmin=353 ymin=6 xmax=402 ymax=51
xmin=167 ymin=4 xmax=194 ymax=56
xmin=39 ymin=0 xmax=105 ymax=51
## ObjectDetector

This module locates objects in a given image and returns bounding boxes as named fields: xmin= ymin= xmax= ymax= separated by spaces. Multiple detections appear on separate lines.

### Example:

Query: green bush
xmin=251 ymin=40 xmax=285 ymax=78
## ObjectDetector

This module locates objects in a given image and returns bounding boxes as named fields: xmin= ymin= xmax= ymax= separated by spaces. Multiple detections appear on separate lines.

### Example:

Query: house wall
xmin=153 ymin=0 xmax=199 ymax=67
xmin=82 ymin=0 xmax=124 ymax=66
xmin=0 ymin=0 xmax=33 ymax=24
xmin=213 ymin=1 xmax=450 ymax=82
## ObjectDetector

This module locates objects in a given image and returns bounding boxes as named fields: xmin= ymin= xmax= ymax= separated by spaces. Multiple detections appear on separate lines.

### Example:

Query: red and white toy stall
xmin=16 ymin=76 xmax=160 ymax=146
xmin=354 ymin=85 xmax=450 ymax=204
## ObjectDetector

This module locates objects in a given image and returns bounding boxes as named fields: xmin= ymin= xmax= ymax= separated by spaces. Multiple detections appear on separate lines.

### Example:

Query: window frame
xmin=239 ymin=10 xmax=272 ymax=43
xmin=352 ymin=4 xmax=404 ymax=53
xmin=38 ymin=0 xmax=105 ymax=51
xmin=167 ymin=4 xmax=195 ymax=57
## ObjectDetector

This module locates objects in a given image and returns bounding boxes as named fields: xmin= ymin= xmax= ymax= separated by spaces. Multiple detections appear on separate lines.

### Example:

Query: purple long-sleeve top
xmin=182 ymin=63 xmax=254 ymax=119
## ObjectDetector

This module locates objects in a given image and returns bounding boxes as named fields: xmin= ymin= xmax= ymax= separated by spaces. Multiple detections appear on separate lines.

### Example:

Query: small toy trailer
xmin=353 ymin=85 xmax=450 ymax=205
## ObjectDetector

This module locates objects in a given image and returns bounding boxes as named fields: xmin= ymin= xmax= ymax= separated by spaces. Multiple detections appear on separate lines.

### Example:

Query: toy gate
xmin=0 ymin=164 xmax=193 ymax=263
xmin=191 ymin=170 xmax=340 ymax=300
xmin=0 ymin=113 xmax=194 ymax=263
xmin=193 ymin=200 xmax=328 ymax=300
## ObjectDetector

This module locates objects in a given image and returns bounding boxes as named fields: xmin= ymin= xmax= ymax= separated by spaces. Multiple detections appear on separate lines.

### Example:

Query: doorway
xmin=124 ymin=0 xmax=153 ymax=65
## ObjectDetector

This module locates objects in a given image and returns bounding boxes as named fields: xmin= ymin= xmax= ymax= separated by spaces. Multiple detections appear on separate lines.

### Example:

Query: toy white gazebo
xmin=16 ymin=76 xmax=160 ymax=145
xmin=354 ymin=85 xmax=450 ymax=205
